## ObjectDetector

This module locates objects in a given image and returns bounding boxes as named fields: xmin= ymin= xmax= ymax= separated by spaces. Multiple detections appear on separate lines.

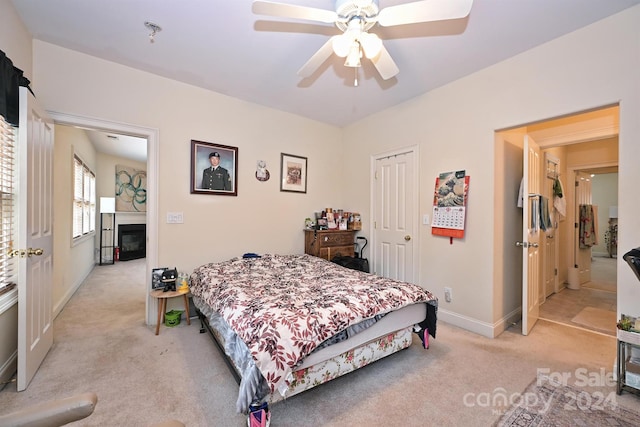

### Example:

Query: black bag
xmin=331 ymin=255 xmax=370 ymax=273
xmin=331 ymin=236 xmax=370 ymax=273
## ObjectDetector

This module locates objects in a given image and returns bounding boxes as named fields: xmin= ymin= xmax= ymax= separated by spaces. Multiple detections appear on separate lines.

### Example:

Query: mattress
xmin=296 ymin=302 xmax=426 ymax=370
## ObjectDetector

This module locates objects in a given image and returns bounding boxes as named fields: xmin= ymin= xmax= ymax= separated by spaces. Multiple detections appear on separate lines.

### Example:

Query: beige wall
xmin=32 ymin=41 xmax=344 ymax=277
xmin=342 ymin=6 xmax=640 ymax=336
xmin=52 ymin=125 xmax=97 ymax=314
xmin=0 ymin=0 xmax=32 ymax=76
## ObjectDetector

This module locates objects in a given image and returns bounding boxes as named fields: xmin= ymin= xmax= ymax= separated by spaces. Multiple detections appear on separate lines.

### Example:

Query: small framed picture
xmin=191 ymin=140 xmax=238 ymax=196
xmin=151 ymin=267 xmax=168 ymax=290
xmin=280 ymin=153 xmax=307 ymax=193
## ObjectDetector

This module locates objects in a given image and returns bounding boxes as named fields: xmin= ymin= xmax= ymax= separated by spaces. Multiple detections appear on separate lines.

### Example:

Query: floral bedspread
xmin=189 ymin=254 xmax=437 ymax=396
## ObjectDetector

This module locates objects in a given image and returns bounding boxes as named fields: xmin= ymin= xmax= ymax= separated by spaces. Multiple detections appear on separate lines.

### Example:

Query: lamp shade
xmin=100 ymin=197 xmax=116 ymax=213
xmin=360 ymin=32 xmax=382 ymax=59
xmin=609 ymin=206 xmax=618 ymax=219
xmin=332 ymin=34 xmax=352 ymax=57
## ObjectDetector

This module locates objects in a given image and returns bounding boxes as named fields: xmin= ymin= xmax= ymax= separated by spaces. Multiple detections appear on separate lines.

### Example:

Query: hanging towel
xmin=530 ymin=196 xmax=540 ymax=232
xmin=579 ymin=204 xmax=596 ymax=248
xmin=539 ymin=196 xmax=552 ymax=231
xmin=517 ymin=178 xmax=524 ymax=208
xmin=553 ymin=177 xmax=566 ymax=217
xmin=553 ymin=178 xmax=563 ymax=197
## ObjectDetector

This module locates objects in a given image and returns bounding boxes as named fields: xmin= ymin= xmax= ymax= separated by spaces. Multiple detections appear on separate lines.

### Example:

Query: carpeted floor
xmin=1 ymin=259 xmax=638 ymax=426
xmin=496 ymin=375 xmax=640 ymax=426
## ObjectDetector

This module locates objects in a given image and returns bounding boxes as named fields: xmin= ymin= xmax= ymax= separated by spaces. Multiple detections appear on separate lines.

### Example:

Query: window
xmin=72 ymin=155 xmax=96 ymax=239
xmin=0 ymin=114 xmax=16 ymax=296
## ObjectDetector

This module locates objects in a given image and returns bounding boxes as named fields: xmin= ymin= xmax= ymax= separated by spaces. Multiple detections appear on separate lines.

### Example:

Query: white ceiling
xmin=84 ymin=130 xmax=147 ymax=164
xmin=11 ymin=0 xmax=640 ymax=131
xmin=8 ymin=0 xmax=635 ymax=163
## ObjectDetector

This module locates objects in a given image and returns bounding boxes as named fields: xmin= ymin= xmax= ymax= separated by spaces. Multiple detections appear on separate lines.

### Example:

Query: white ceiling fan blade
xmin=377 ymin=0 xmax=473 ymax=27
xmin=252 ymin=1 xmax=337 ymax=24
xmin=297 ymin=36 xmax=339 ymax=78
xmin=370 ymin=44 xmax=399 ymax=80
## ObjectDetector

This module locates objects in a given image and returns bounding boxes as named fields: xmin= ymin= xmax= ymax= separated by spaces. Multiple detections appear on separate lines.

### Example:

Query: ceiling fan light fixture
xmin=332 ymin=34 xmax=352 ymax=57
xmin=344 ymin=43 xmax=362 ymax=68
xmin=252 ymin=0 xmax=472 ymax=81
xmin=360 ymin=32 xmax=382 ymax=59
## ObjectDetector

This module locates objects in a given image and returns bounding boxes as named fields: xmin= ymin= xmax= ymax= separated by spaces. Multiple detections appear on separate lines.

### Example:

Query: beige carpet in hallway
xmin=1 ymin=259 xmax=638 ymax=426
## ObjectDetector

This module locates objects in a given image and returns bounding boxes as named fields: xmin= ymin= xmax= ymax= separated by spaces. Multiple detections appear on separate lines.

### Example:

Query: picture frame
xmin=151 ymin=267 xmax=168 ymax=290
xmin=280 ymin=153 xmax=307 ymax=193
xmin=190 ymin=140 xmax=238 ymax=196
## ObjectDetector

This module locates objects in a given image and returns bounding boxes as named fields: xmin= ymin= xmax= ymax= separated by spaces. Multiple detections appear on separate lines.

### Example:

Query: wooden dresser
xmin=304 ymin=229 xmax=356 ymax=261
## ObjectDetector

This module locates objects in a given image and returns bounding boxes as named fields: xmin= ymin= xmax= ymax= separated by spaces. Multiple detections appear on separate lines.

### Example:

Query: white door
xmin=575 ymin=171 xmax=593 ymax=284
xmin=17 ymin=87 xmax=54 ymax=391
xmin=372 ymin=150 xmax=417 ymax=282
xmin=520 ymin=135 xmax=541 ymax=335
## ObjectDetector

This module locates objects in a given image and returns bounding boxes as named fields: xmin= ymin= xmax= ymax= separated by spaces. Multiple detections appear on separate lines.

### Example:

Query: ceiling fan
xmin=252 ymin=0 xmax=473 ymax=81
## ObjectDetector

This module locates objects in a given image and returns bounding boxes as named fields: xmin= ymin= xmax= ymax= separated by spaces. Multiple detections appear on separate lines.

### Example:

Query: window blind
xmin=72 ymin=155 xmax=96 ymax=239
xmin=0 ymin=114 xmax=16 ymax=295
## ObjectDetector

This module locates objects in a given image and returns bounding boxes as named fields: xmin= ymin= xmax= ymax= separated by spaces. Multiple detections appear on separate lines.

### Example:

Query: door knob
xmin=404 ymin=235 xmax=411 ymax=241
xmin=27 ymin=248 xmax=44 ymax=256
xmin=516 ymin=241 xmax=538 ymax=248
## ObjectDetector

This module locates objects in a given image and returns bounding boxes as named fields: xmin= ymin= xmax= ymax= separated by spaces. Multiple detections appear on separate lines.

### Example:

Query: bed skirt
xmin=272 ymin=326 xmax=414 ymax=403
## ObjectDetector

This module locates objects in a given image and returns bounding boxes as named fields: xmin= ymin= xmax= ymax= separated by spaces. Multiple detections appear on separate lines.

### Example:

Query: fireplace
xmin=118 ymin=224 xmax=146 ymax=261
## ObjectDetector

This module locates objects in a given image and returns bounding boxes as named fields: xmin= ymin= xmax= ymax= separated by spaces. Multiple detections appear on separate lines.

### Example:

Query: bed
xmin=189 ymin=253 xmax=437 ymax=415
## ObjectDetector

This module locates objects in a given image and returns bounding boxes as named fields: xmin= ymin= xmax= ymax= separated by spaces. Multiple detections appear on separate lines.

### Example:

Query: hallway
xmin=539 ymin=256 xmax=617 ymax=336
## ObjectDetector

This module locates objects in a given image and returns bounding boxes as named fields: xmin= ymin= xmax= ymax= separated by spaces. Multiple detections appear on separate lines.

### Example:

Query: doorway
xmin=497 ymin=104 xmax=619 ymax=336
xmin=49 ymin=112 xmax=159 ymax=326
xmin=538 ymin=168 xmax=618 ymax=336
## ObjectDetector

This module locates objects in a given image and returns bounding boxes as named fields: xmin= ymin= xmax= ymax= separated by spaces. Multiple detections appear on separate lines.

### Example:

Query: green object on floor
xmin=165 ymin=310 xmax=183 ymax=327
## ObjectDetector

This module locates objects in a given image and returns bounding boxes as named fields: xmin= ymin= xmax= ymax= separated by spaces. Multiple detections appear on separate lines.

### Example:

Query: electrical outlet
xmin=444 ymin=287 xmax=452 ymax=303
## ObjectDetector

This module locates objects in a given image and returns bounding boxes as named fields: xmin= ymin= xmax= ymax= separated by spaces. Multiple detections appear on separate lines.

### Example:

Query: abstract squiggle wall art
xmin=116 ymin=164 xmax=147 ymax=212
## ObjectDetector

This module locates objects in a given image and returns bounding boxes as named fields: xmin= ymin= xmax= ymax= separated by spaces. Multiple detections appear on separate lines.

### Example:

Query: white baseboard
xmin=438 ymin=307 xmax=522 ymax=338
xmin=0 ymin=349 xmax=16 ymax=387
xmin=53 ymin=264 xmax=95 ymax=319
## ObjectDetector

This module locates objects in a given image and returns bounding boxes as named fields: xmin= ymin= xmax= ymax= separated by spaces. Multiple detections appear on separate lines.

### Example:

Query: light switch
xmin=167 ymin=212 xmax=184 ymax=224
xmin=423 ymin=214 xmax=430 ymax=225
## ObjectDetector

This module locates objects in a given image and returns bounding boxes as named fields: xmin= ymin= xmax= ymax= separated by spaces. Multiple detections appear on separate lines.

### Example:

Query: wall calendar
xmin=431 ymin=170 xmax=470 ymax=240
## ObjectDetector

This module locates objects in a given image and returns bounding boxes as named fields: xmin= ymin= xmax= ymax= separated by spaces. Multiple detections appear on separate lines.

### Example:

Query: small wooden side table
xmin=150 ymin=288 xmax=191 ymax=335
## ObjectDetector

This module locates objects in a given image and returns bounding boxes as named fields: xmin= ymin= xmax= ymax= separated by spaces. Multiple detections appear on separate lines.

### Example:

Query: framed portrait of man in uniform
xmin=190 ymin=140 xmax=238 ymax=196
